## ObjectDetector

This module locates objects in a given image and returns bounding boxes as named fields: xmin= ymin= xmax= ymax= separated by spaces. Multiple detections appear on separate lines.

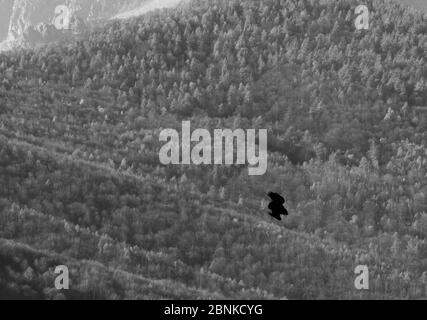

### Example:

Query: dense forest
xmin=0 ymin=0 xmax=427 ymax=299
xmin=397 ymin=0 xmax=427 ymax=12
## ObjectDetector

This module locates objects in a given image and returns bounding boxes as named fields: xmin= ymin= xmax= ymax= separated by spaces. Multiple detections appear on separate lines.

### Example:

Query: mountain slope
xmin=0 ymin=239 xmax=223 ymax=300
xmin=1 ymin=0 xmax=427 ymax=299
xmin=0 ymin=0 xmax=14 ymax=41
xmin=0 ymin=0 xmax=185 ymax=50
xmin=395 ymin=0 xmax=427 ymax=12
xmin=113 ymin=0 xmax=185 ymax=19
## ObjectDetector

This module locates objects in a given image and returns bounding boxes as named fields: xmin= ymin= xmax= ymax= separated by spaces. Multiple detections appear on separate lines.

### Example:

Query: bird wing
xmin=269 ymin=212 xmax=282 ymax=221
xmin=281 ymin=207 xmax=289 ymax=216
xmin=268 ymin=192 xmax=285 ymax=204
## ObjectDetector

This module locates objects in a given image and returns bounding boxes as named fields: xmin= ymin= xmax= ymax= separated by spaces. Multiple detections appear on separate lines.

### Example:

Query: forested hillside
xmin=396 ymin=0 xmax=427 ymax=12
xmin=1 ymin=0 xmax=427 ymax=299
xmin=0 ymin=0 xmax=184 ymax=51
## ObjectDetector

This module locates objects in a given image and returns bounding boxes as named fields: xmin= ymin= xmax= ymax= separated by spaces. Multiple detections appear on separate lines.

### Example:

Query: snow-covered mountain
xmin=113 ymin=0 xmax=183 ymax=19
xmin=0 ymin=0 xmax=184 ymax=51
xmin=0 ymin=0 xmax=14 ymax=42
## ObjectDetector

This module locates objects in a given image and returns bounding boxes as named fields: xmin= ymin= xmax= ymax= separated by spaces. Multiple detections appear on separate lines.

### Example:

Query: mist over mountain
xmin=0 ymin=0 xmax=184 ymax=50
xmin=0 ymin=0 xmax=14 ymax=41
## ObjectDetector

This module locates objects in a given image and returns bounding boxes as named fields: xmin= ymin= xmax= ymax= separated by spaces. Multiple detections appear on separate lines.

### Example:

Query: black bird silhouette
xmin=267 ymin=192 xmax=289 ymax=221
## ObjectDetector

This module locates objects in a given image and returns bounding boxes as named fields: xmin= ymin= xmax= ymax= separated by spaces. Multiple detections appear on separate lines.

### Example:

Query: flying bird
xmin=267 ymin=192 xmax=289 ymax=221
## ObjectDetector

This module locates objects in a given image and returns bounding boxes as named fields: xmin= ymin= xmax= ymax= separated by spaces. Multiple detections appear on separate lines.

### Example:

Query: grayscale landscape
xmin=0 ymin=0 xmax=426 ymax=300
